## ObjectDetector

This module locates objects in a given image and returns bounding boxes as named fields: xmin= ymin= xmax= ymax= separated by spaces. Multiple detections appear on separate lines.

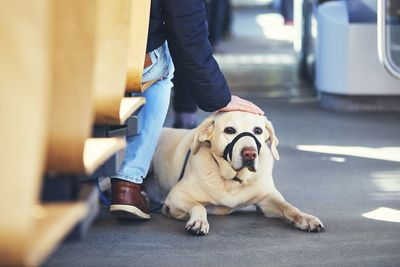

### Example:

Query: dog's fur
xmin=145 ymin=111 xmax=324 ymax=235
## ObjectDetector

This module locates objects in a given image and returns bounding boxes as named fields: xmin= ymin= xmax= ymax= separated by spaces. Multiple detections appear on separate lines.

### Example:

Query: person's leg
xmin=281 ymin=0 xmax=294 ymax=24
xmin=222 ymin=0 xmax=232 ymax=39
xmin=110 ymin=42 xmax=174 ymax=220
xmin=211 ymin=0 xmax=226 ymax=46
xmin=116 ymin=78 xmax=172 ymax=183
xmin=172 ymin=72 xmax=198 ymax=129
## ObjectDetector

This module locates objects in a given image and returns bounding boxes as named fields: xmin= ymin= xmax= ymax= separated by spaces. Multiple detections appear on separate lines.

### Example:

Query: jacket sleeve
xmin=163 ymin=0 xmax=231 ymax=112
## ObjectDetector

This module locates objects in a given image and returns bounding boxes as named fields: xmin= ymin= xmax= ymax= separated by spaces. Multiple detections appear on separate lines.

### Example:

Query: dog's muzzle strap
xmin=223 ymin=132 xmax=262 ymax=161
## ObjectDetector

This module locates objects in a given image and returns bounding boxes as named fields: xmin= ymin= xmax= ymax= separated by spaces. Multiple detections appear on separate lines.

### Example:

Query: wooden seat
xmin=119 ymin=97 xmax=146 ymax=124
xmin=93 ymin=0 xmax=146 ymax=125
xmin=25 ymin=203 xmax=87 ymax=266
xmin=46 ymin=0 xmax=126 ymax=175
xmin=83 ymin=138 xmax=126 ymax=175
xmin=0 ymin=1 xmax=126 ymax=266
xmin=126 ymin=0 xmax=153 ymax=93
xmin=95 ymin=96 xmax=146 ymax=125
xmin=0 ymin=2 xmax=90 ymax=266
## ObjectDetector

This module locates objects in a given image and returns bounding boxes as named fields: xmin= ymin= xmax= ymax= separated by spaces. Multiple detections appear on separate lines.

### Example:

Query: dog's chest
xmin=208 ymin=183 xmax=257 ymax=208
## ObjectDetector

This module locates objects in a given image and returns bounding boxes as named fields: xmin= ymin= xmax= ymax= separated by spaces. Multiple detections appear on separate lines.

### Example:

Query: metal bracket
xmin=108 ymin=115 xmax=140 ymax=137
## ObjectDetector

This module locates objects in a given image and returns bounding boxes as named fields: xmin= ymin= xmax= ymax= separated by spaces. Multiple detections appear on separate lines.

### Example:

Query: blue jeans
xmin=114 ymin=42 xmax=174 ymax=184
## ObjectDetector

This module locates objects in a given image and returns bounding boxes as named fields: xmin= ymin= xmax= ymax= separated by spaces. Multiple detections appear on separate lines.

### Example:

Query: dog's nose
xmin=241 ymin=147 xmax=257 ymax=160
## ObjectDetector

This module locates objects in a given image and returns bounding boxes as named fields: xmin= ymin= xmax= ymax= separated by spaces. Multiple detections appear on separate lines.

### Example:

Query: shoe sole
xmin=110 ymin=204 xmax=151 ymax=220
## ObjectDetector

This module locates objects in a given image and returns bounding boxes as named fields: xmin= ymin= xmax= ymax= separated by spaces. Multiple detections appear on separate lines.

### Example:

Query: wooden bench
xmin=44 ymin=1 xmax=128 ymax=248
xmin=0 ymin=0 xmax=155 ymax=265
xmin=0 ymin=2 xmax=88 ymax=266
xmin=93 ymin=0 xmax=147 ymax=126
xmin=46 ymin=0 xmax=126 ymax=175
xmin=126 ymin=0 xmax=154 ymax=94
xmin=90 ymin=0 xmax=152 ymax=180
xmin=93 ymin=0 xmax=154 ymax=129
xmin=0 ymin=1 xmax=135 ymax=266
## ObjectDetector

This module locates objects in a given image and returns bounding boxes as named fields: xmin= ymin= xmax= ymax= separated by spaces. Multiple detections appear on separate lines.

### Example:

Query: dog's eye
xmin=224 ymin=127 xmax=236 ymax=134
xmin=253 ymin=127 xmax=263 ymax=135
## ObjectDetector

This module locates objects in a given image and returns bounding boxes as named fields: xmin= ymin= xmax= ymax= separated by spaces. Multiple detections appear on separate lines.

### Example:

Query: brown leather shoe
xmin=110 ymin=179 xmax=151 ymax=220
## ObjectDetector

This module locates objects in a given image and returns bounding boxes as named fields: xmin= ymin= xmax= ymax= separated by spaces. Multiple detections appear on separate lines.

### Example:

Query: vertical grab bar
xmin=377 ymin=0 xmax=400 ymax=80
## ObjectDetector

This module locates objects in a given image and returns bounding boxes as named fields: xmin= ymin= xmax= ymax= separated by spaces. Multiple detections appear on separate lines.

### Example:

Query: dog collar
xmin=223 ymin=132 xmax=262 ymax=162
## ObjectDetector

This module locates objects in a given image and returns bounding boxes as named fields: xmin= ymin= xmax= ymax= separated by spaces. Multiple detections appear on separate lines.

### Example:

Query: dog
xmin=144 ymin=111 xmax=325 ymax=236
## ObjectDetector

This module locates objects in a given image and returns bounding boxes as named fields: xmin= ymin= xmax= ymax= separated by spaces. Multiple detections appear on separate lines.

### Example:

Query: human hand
xmin=219 ymin=95 xmax=264 ymax=115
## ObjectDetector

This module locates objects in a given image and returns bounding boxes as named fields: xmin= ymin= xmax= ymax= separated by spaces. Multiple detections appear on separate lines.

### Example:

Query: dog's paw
xmin=185 ymin=219 xmax=209 ymax=236
xmin=292 ymin=213 xmax=325 ymax=233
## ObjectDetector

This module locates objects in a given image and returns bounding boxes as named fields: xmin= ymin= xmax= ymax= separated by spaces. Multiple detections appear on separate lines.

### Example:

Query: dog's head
xmin=192 ymin=111 xmax=279 ymax=173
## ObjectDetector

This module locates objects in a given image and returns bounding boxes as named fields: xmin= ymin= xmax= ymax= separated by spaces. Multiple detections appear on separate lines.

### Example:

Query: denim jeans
xmin=113 ymin=42 xmax=174 ymax=184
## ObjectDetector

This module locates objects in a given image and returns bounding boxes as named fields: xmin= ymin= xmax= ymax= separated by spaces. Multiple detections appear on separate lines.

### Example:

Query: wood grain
xmin=46 ymin=0 xmax=130 ymax=174
xmin=93 ymin=0 xmax=133 ymax=124
xmin=25 ymin=203 xmax=88 ymax=267
xmin=0 ymin=1 xmax=51 ymax=265
xmin=119 ymin=97 xmax=146 ymax=125
xmin=45 ymin=0 xmax=97 ymax=173
xmin=83 ymin=137 xmax=126 ymax=175
xmin=125 ymin=0 xmax=152 ymax=93
xmin=0 ymin=1 xmax=131 ymax=266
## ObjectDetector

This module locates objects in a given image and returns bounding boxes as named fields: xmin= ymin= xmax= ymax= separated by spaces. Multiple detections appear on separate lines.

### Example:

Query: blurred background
xmin=167 ymin=0 xmax=400 ymax=129
xmin=47 ymin=1 xmax=400 ymax=266
xmin=1 ymin=1 xmax=400 ymax=266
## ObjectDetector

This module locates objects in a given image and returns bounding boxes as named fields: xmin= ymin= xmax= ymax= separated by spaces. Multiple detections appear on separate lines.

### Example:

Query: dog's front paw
xmin=185 ymin=219 xmax=209 ymax=236
xmin=292 ymin=213 xmax=325 ymax=233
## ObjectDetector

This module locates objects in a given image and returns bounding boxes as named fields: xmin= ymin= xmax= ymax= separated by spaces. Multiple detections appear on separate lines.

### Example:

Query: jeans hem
xmin=112 ymin=173 xmax=143 ymax=184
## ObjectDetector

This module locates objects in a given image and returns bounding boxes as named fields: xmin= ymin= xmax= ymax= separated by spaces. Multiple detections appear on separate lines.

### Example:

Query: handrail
xmin=377 ymin=0 xmax=400 ymax=80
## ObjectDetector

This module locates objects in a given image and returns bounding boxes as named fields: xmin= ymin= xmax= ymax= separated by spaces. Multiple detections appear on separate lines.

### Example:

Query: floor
xmin=44 ymin=6 xmax=400 ymax=267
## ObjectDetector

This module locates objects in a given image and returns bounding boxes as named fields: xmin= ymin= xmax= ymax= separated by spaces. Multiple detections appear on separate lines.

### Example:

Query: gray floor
xmin=44 ymin=7 xmax=400 ymax=267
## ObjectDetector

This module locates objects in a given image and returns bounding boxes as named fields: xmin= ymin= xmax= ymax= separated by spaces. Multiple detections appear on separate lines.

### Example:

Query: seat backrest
xmin=125 ymin=0 xmax=152 ymax=93
xmin=46 ymin=0 xmax=97 ymax=173
xmin=0 ymin=1 xmax=50 ymax=264
xmin=0 ymin=2 xmax=127 ymax=265
xmin=93 ymin=0 xmax=132 ymax=124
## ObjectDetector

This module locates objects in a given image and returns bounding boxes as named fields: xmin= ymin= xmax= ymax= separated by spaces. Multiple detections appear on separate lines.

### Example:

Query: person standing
xmin=110 ymin=0 xmax=264 ymax=220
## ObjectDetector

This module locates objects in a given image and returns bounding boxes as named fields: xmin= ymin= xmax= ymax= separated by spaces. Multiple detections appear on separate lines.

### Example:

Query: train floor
xmin=44 ymin=6 xmax=400 ymax=267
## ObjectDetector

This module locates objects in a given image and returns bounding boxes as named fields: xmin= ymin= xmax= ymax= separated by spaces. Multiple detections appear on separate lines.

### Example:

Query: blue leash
xmin=97 ymin=180 xmax=111 ymax=207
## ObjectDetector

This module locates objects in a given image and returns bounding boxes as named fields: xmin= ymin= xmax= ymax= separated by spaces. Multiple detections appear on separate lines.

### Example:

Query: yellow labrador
xmin=145 ymin=111 xmax=324 ymax=235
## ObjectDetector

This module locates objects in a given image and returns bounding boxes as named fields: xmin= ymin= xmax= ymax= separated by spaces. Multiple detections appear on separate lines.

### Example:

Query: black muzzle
xmin=223 ymin=132 xmax=262 ymax=162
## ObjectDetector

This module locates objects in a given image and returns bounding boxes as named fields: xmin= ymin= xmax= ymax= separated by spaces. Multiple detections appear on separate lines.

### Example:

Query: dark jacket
xmin=147 ymin=0 xmax=231 ymax=112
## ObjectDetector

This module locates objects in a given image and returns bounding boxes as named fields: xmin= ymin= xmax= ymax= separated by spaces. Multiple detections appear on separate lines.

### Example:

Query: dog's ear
xmin=264 ymin=117 xmax=280 ymax=160
xmin=192 ymin=115 xmax=216 ymax=155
